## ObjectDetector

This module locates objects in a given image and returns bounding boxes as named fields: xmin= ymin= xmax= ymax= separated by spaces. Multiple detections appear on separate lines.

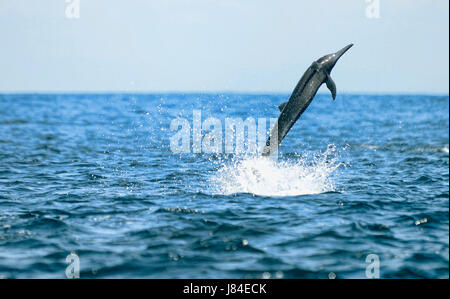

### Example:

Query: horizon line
xmin=0 ymin=90 xmax=449 ymax=97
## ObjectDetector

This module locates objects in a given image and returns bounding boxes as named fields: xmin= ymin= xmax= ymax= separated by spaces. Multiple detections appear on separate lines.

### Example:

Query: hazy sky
xmin=0 ymin=0 xmax=448 ymax=94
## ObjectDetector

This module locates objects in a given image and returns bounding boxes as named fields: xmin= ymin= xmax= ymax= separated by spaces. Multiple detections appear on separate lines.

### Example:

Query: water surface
xmin=0 ymin=93 xmax=448 ymax=278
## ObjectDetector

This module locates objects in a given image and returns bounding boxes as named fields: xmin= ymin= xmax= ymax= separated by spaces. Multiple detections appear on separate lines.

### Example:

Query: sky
xmin=0 ymin=0 xmax=448 ymax=94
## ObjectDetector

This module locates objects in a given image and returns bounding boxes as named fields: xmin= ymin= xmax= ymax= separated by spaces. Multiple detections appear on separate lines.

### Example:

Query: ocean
xmin=0 ymin=93 xmax=448 ymax=278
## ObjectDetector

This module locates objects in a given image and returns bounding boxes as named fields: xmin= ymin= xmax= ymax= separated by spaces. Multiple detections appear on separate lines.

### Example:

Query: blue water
xmin=0 ymin=93 xmax=448 ymax=278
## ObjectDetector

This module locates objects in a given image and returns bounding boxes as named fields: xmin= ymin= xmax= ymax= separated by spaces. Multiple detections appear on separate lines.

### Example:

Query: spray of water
xmin=210 ymin=145 xmax=342 ymax=197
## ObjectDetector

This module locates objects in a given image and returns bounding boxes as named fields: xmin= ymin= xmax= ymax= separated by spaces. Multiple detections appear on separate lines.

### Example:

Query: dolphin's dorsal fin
xmin=278 ymin=101 xmax=288 ymax=111
xmin=325 ymin=73 xmax=336 ymax=100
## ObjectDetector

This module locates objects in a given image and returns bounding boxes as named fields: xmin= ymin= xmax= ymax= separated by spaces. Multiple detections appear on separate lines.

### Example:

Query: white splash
xmin=210 ymin=145 xmax=342 ymax=197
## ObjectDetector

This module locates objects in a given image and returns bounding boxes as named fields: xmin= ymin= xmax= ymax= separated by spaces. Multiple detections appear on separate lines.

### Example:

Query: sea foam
xmin=210 ymin=145 xmax=342 ymax=197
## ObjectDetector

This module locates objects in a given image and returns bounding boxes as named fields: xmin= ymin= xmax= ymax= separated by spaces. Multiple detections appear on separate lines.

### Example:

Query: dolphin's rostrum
xmin=261 ymin=44 xmax=353 ymax=156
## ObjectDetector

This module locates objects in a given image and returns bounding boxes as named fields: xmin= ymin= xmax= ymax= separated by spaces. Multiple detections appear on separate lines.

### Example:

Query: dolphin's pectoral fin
xmin=325 ymin=73 xmax=337 ymax=100
xmin=278 ymin=102 xmax=288 ymax=111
